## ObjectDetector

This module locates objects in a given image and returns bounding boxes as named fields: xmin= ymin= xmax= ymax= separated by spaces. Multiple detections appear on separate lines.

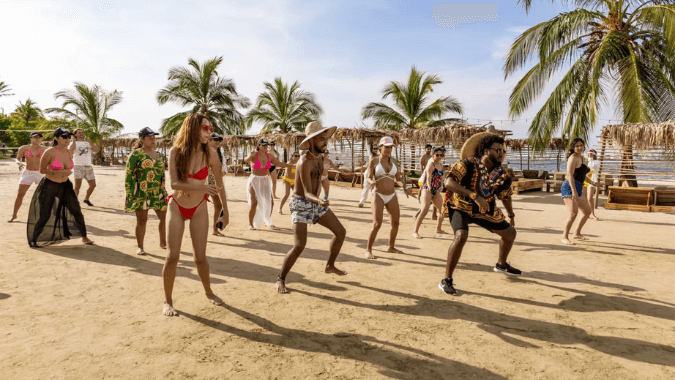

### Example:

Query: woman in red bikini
xmin=26 ymin=127 xmax=93 ymax=247
xmin=10 ymin=132 xmax=46 ymax=222
xmin=162 ymin=114 xmax=229 ymax=317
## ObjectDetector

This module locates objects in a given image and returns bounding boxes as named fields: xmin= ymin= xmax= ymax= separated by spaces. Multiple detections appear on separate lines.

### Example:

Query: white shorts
xmin=19 ymin=169 xmax=44 ymax=185
xmin=74 ymin=165 xmax=95 ymax=181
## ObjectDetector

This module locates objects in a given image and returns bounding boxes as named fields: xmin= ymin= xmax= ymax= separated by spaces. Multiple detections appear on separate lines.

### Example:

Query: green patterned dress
xmin=125 ymin=149 xmax=168 ymax=212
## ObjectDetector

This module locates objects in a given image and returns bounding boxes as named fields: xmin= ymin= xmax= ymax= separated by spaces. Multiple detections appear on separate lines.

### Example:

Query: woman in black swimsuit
xmin=561 ymin=138 xmax=603 ymax=245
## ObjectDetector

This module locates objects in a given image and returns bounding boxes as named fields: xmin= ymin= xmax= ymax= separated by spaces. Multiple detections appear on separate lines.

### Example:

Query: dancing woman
xmin=365 ymin=136 xmax=404 ymax=259
xmin=10 ymin=132 xmax=45 ymax=222
xmin=320 ymin=150 xmax=339 ymax=199
xmin=585 ymin=149 xmax=601 ymax=220
xmin=162 ymin=114 xmax=229 ymax=316
xmin=561 ymin=138 xmax=603 ymax=245
xmin=27 ymin=127 xmax=93 ymax=247
xmin=124 ymin=127 xmax=168 ymax=255
xmin=412 ymin=146 xmax=447 ymax=238
xmin=243 ymin=138 xmax=292 ymax=230
xmin=278 ymin=152 xmax=300 ymax=214
xmin=268 ymin=142 xmax=280 ymax=199
xmin=208 ymin=133 xmax=227 ymax=236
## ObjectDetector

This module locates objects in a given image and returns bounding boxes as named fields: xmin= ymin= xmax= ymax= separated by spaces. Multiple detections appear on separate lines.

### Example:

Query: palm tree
xmin=247 ymin=77 xmax=323 ymax=134
xmin=46 ymin=82 xmax=124 ymax=142
xmin=157 ymin=56 xmax=251 ymax=137
xmin=361 ymin=66 xmax=464 ymax=130
xmin=0 ymin=79 xmax=13 ymax=98
xmin=11 ymin=99 xmax=43 ymax=128
xmin=505 ymin=0 xmax=675 ymax=150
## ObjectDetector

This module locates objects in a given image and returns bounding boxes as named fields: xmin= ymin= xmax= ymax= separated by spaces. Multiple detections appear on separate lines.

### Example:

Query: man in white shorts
xmin=69 ymin=129 xmax=100 ymax=206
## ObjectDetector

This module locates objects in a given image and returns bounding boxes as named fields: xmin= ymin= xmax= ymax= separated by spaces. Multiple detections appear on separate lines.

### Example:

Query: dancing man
xmin=9 ymin=132 xmax=45 ymax=222
xmin=276 ymin=121 xmax=347 ymax=294
xmin=69 ymin=128 xmax=100 ymax=206
xmin=162 ymin=114 xmax=228 ymax=316
xmin=124 ymin=127 xmax=168 ymax=255
xmin=440 ymin=133 xmax=520 ymax=296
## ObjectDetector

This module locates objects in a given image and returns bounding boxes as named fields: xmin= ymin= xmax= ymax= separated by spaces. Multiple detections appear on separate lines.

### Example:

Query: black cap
xmin=30 ymin=132 xmax=43 ymax=138
xmin=258 ymin=138 xmax=269 ymax=146
xmin=269 ymin=141 xmax=276 ymax=146
xmin=139 ymin=127 xmax=159 ymax=138
xmin=211 ymin=132 xmax=223 ymax=141
xmin=425 ymin=144 xmax=433 ymax=148
xmin=53 ymin=127 xmax=73 ymax=138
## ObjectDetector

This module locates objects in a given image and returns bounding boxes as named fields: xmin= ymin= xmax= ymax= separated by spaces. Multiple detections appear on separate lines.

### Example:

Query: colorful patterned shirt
xmin=125 ymin=148 xmax=168 ymax=212
xmin=445 ymin=158 xmax=513 ymax=223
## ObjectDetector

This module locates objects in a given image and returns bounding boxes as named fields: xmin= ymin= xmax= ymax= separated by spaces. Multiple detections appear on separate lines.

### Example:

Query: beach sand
xmin=1 ymin=163 xmax=674 ymax=379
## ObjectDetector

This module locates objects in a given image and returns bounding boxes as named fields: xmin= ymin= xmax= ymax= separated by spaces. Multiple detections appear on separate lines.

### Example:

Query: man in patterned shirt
xmin=439 ymin=133 xmax=521 ymax=296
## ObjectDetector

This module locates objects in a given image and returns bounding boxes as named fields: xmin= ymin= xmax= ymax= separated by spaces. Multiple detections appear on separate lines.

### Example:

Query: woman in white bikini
xmin=365 ymin=136 xmax=404 ymax=259
xmin=10 ymin=132 xmax=46 ymax=222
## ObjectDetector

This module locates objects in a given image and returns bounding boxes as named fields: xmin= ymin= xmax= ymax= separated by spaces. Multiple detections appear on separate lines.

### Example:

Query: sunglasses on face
xmin=489 ymin=148 xmax=507 ymax=154
xmin=201 ymin=125 xmax=213 ymax=133
xmin=293 ymin=155 xmax=300 ymax=158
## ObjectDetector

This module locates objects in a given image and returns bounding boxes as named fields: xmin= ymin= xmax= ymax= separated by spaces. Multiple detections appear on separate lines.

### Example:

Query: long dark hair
xmin=567 ymin=137 xmax=585 ymax=158
xmin=173 ymin=114 xmax=211 ymax=182
xmin=215 ymin=146 xmax=223 ymax=164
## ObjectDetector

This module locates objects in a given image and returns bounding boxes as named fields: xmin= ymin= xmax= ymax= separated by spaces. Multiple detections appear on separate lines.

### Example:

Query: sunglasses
xmin=292 ymin=155 xmax=300 ymax=158
xmin=201 ymin=125 xmax=213 ymax=133
xmin=489 ymin=148 xmax=507 ymax=154
xmin=434 ymin=153 xmax=445 ymax=157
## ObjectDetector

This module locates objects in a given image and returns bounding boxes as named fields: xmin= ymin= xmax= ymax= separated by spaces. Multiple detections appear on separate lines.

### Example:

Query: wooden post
xmin=519 ymin=148 xmax=523 ymax=171
xmin=596 ymin=137 xmax=607 ymax=206
xmin=527 ymin=144 xmax=530 ymax=170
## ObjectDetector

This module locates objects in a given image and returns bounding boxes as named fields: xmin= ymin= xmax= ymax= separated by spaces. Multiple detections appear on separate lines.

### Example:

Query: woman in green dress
xmin=125 ymin=127 xmax=168 ymax=255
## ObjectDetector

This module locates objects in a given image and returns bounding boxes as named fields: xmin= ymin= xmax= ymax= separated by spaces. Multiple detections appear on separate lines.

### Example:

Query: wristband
xmin=508 ymin=213 xmax=515 ymax=218
xmin=469 ymin=192 xmax=478 ymax=200
xmin=51 ymin=169 xmax=55 ymax=175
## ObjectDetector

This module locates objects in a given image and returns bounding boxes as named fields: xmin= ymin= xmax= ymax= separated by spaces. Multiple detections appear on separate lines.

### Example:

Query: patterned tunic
xmin=443 ymin=158 xmax=513 ymax=223
xmin=125 ymin=149 xmax=168 ymax=212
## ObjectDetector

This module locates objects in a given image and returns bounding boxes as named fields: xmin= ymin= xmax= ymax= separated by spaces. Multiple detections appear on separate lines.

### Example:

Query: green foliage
xmin=46 ymin=82 xmax=124 ymax=143
xmin=0 ymin=79 xmax=13 ymax=98
xmin=11 ymin=98 xmax=43 ymax=128
xmin=506 ymin=1 xmax=675 ymax=151
xmin=246 ymin=77 xmax=323 ymax=134
xmin=361 ymin=66 xmax=464 ymax=130
xmin=156 ymin=56 xmax=251 ymax=137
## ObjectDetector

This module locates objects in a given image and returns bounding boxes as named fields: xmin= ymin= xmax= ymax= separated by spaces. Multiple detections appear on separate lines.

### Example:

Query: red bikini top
xmin=188 ymin=165 xmax=208 ymax=180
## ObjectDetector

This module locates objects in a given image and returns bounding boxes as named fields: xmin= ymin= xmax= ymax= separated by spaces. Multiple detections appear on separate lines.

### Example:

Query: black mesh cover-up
xmin=26 ymin=178 xmax=87 ymax=247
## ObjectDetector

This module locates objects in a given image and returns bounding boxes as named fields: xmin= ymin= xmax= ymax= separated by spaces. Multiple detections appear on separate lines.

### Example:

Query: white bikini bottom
xmin=374 ymin=191 xmax=397 ymax=205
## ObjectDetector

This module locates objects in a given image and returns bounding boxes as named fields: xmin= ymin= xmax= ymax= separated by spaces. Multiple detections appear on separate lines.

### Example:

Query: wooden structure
xmin=511 ymin=179 xmax=544 ymax=194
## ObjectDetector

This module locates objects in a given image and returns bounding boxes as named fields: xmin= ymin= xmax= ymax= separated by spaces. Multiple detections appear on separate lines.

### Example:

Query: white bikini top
xmin=374 ymin=159 xmax=397 ymax=181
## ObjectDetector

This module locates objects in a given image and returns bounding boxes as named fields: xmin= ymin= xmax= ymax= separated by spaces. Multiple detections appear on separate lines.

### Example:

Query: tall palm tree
xmin=0 ymin=79 xmax=13 ymax=98
xmin=505 ymin=0 xmax=675 ymax=150
xmin=11 ymin=99 xmax=43 ymax=128
xmin=246 ymin=77 xmax=323 ymax=134
xmin=361 ymin=66 xmax=464 ymax=130
xmin=46 ymin=82 xmax=124 ymax=142
xmin=157 ymin=56 xmax=251 ymax=137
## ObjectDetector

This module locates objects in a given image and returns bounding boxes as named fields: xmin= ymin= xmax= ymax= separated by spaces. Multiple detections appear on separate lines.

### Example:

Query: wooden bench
xmin=604 ymin=187 xmax=653 ymax=212
xmin=652 ymin=187 xmax=675 ymax=212
xmin=511 ymin=178 xmax=544 ymax=194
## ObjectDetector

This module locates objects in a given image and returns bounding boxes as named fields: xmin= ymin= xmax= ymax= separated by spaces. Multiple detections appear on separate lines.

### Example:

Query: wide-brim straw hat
xmin=299 ymin=121 xmax=336 ymax=150
xmin=460 ymin=132 xmax=495 ymax=159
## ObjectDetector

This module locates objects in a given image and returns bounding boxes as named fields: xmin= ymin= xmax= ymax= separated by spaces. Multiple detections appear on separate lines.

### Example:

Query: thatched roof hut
xmin=399 ymin=123 xmax=509 ymax=149
xmin=601 ymin=122 xmax=675 ymax=150
xmin=506 ymin=137 xmax=568 ymax=152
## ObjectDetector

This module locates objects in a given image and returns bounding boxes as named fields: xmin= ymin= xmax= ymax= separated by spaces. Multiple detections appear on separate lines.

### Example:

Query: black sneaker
xmin=83 ymin=200 xmax=94 ymax=207
xmin=494 ymin=262 xmax=521 ymax=276
xmin=438 ymin=278 xmax=458 ymax=295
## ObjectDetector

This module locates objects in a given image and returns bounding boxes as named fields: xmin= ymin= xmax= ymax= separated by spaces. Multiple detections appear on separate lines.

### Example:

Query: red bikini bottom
xmin=166 ymin=194 xmax=210 ymax=219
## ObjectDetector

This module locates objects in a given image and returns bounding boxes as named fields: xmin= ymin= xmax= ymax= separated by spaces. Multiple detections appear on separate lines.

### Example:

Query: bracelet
xmin=469 ymin=192 xmax=478 ymax=200
xmin=51 ymin=169 xmax=55 ymax=175
xmin=508 ymin=213 xmax=515 ymax=218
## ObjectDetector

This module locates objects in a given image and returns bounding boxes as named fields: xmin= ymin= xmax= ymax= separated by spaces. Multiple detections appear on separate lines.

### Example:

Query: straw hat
xmin=460 ymin=132 xmax=495 ymax=159
xmin=299 ymin=121 xmax=336 ymax=150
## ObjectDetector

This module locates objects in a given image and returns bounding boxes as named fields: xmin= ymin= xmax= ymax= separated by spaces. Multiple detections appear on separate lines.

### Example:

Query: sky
xmin=0 ymin=0 xmax=622 ymax=138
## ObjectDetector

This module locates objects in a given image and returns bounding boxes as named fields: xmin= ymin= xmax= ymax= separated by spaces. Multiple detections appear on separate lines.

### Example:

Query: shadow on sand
xmin=0 ymin=293 xmax=10 ymax=301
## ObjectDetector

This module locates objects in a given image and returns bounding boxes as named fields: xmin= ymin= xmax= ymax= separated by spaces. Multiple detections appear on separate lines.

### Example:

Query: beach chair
xmin=604 ymin=187 xmax=654 ymax=212
xmin=652 ymin=187 xmax=675 ymax=212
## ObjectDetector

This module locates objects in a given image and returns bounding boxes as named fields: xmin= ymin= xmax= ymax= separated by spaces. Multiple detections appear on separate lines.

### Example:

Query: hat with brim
xmin=30 ymin=132 xmax=43 ymax=138
xmin=460 ymin=132 xmax=496 ymax=159
xmin=379 ymin=136 xmax=396 ymax=147
xmin=299 ymin=121 xmax=336 ymax=150
xmin=140 ymin=127 xmax=160 ymax=138
xmin=53 ymin=127 xmax=73 ymax=139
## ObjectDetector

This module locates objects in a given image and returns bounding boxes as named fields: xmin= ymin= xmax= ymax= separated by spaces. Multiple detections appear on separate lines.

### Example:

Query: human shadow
xmin=85 ymin=206 xmax=133 ymax=216
xmin=39 ymin=245 xmax=225 ymax=284
xmin=0 ymin=293 xmax=10 ymax=300
xmin=461 ymin=279 xmax=675 ymax=321
xmin=180 ymin=305 xmax=508 ymax=380
xmin=86 ymin=224 xmax=133 ymax=238
xmin=295 ymin=281 xmax=675 ymax=366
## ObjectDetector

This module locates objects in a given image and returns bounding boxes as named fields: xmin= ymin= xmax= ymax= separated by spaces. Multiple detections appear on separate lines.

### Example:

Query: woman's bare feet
xmin=365 ymin=250 xmax=376 ymax=259
xmin=8 ymin=215 xmax=17 ymax=223
xmin=276 ymin=279 xmax=289 ymax=293
xmin=573 ymin=234 xmax=588 ymax=241
xmin=278 ymin=209 xmax=283 ymax=214
xmin=212 ymin=230 xmax=224 ymax=236
xmin=136 ymin=247 xmax=147 ymax=255
xmin=590 ymin=215 xmax=600 ymax=220
xmin=412 ymin=232 xmax=421 ymax=239
xmin=163 ymin=303 xmax=178 ymax=316
xmin=325 ymin=265 xmax=347 ymax=275
xmin=160 ymin=243 xmax=167 ymax=250
xmin=248 ymin=225 xmax=256 ymax=230
xmin=206 ymin=293 xmax=224 ymax=306
xmin=436 ymin=230 xmax=449 ymax=235
xmin=82 ymin=237 xmax=94 ymax=245
xmin=561 ymin=238 xmax=575 ymax=245
xmin=387 ymin=247 xmax=404 ymax=254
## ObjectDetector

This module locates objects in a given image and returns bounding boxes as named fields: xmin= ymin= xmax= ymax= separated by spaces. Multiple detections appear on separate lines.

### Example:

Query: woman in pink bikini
xmin=243 ymin=138 xmax=293 ymax=230
xmin=10 ymin=132 xmax=46 ymax=222
xmin=26 ymin=128 xmax=93 ymax=247
xmin=162 ymin=114 xmax=229 ymax=317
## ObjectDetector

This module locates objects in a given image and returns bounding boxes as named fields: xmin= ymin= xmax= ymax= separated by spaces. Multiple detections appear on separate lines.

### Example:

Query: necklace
xmin=475 ymin=158 xmax=505 ymax=197
xmin=307 ymin=150 xmax=320 ymax=159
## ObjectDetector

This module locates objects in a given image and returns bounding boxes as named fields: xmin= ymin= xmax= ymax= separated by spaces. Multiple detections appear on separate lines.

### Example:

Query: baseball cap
xmin=30 ymin=132 xmax=43 ymax=138
xmin=379 ymin=136 xmax=396 ymax=147
xmin=211 ymin=132 xmax=223 ymax=141
xmin=53 ymin=127 xmax=73 ymax=138
xmin=139 ymin=127 xmax=159 ymax=138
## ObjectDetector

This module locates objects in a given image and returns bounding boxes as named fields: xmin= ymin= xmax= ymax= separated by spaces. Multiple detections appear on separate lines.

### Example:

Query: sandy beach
xmin=1 ymin=163 xmax=674 ymax=380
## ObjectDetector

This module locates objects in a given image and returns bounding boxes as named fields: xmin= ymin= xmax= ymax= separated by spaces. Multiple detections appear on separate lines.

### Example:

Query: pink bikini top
xmin=25 ymin=148 xmax=45 ymax=159
xmin=50 ymin=151 xmax=73 ymax=170
xmin=253 ymin=152 xmax=271 ymax=170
